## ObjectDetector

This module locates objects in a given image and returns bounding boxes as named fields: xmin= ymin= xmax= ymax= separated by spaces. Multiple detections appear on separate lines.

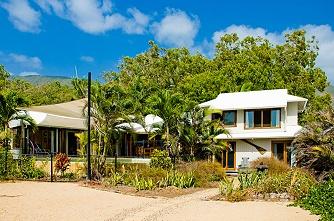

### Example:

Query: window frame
xmin=244 ymin=108 xmax=281 ymax=129
xmin=222 ymin=110 xmax=237 ymax=127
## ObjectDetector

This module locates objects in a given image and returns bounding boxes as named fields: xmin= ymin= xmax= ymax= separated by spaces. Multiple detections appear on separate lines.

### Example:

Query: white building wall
xmin=235 ymin=139 xmax=272 ymax=168
xmin=287 ymin=102 xmax=298 ymax=126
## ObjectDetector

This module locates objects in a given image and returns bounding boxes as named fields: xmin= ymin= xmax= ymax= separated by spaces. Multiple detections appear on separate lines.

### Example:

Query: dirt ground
xmin=0 ymin=181 xmax=319 ymax=221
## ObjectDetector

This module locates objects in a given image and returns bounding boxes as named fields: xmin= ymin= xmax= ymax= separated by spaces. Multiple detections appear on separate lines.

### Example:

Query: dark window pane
xmin=254 ymin=110 xmax=262 ymax=127
xmin=263 ymin=109 xmax=271 ymax=127
xmin=211 ymin=113 xmax=221 ymax=121
xmin=223 ymin=111 xmax=236 ymax=126
xmin=273 ymin=143 xmax=284 ymax=161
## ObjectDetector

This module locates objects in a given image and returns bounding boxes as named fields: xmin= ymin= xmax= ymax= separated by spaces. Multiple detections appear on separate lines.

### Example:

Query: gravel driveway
xmin=0 ymin=181 xmax=318 ymax=221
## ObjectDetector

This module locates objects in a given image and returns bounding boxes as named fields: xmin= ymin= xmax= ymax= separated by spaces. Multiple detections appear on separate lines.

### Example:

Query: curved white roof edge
xmin=199 ymin=89 xmax=308 ymax=112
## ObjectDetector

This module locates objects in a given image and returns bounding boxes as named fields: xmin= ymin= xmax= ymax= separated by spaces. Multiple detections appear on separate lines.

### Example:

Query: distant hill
xmin=326 ymin=85 xmax=334 ymax=97
xmin=13 ymin=75 xmax=72 ymax=85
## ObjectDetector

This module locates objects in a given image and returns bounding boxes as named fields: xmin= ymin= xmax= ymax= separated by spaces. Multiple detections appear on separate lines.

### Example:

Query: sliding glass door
xmin=272 ymin=141 xmax=292 ymax=165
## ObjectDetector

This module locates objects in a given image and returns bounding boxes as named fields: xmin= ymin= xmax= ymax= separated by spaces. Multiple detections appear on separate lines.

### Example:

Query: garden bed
xmin=81 ymin=181 xmax=204 ymax=198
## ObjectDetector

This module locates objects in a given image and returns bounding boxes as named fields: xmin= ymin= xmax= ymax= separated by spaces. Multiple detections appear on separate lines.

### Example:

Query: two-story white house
xmin=199 ymin=89 xmax=307 ymax=171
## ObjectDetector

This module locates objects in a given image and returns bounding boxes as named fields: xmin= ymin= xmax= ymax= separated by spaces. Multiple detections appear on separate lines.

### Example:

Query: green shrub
xmin=238 ymin=171 xmax=266 ymax=190
xmin=219 ymin=177 xmax=249 ymax=202
xmin=250 ymin=157 xmax=290 ymax=175
xmin=150 ymin=150 xmax=172 ymax=170
xmin=60 ymin=172 xmax=77 ymax=181
xmin=0 ymin=150 xmax=45 ymax=180
xmin=255 ymin=169 xmax=316 ymax=199
xmin=159 ymin=171 xmax=196 ymax=188
xmin=131 ymin=175 xmax=156 ymax=190
xmin=295 ymin=180 xmax=334 ymax=221
xmin=20 ymin=156 xmax=45 ymax=179
xmin=177 ymin=161 xmax=226 ymax=187
xmin=104 ymin=172 xmax=124 ymax=187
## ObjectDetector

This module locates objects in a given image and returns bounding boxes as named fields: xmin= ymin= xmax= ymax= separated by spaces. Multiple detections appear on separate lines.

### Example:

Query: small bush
xmin=0 ymin=149 xmax=45 ymax=180
xmin=238 ymin=171 xmax=266 ymax=190
xmin=54 ymin=153 xmax=70 ymax=176
xmin=20 ymin=156 xmax=45 ymax=179
xmin=60 ymin=172 xmax=77 ymax=181
xmin=254 ymin=169 xmax=316 ymax=199
xmin=250 ymin=157 xmax=290 ymax=175
xmin=150 ymin=150 xmax=173 ymax=170
xmin=219 ymin=177 xmax=249 ymax=202
xmin=104 ymin=172 xmax=124 ymax=187
xmin=177 ymin=161 xmax=226 ymax=187
xmin=159 ymin=171 xmax=196 ymax=188
xmin=295 ymin=179 xmax=334 ymax=221
xmin=131 ymin=175 xmax=155 ymax=191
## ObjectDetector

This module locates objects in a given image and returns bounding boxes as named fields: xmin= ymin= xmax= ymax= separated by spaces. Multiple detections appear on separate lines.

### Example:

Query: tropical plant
xmin=54 ymin=153 xmax=70 ymax=176
xmin=159 ymin=171 xmax=196 ymax=188
xmin=295 ymin=179 xmax=334 ymax=221
xmin=146 ymin=89 xmax=183 ymax=144
xmin=293 ymin=108 xmax=334 ymax=180
xmin=200 ymin=120 xmax=229 ymax=162
xmin=150 ymin=149 xmax=173 ymax=170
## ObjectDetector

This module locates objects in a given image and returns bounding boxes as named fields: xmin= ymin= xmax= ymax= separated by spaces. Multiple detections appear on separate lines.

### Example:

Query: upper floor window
xmin=223 ymin=110 xmax=237 ymax=126
xmin=245 ymin=109 xmax=280 ymax=129
xmin=211 ymin=111 xmax=237 ymax=127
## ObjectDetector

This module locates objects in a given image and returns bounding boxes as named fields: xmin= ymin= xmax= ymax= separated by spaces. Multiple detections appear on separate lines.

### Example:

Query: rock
xmin=270 ymin=193 xmax=277 ymax=199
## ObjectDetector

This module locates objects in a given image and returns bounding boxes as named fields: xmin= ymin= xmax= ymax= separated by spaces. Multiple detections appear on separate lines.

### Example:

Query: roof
xmin=199 ymin=89 xmax=308 ymax=112
xmin=21 ymin=99 xmax=86 ymax=118
xmin=216 ymin=126 xmax=302 ymax=140
xmin=10 ymin=99 xmax=87 ymax=130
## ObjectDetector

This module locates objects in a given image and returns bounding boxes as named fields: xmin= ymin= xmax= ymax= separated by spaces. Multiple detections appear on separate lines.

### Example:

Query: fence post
xmin=50 ymin=152 xmax=53 ymax=182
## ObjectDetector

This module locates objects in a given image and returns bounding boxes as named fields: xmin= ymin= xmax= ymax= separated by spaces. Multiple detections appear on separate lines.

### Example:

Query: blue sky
xmin=0 ymin=0 xmax=334 ymax=82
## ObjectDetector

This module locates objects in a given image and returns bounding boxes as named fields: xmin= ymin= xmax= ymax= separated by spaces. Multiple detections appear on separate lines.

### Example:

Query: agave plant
xmin=293 ymin=108 xmax=334 ymax=180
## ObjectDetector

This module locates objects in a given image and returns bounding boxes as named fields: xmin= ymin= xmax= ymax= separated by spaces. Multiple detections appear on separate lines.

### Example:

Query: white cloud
xmin=18 ymin=71 xmax=41 ymax=76
xmin=35 ymin=0 xmax=150 ymax=34
xmin=1 ymin=0 xmax=41 ymax=33
xmin=205 ymin=24 xmax=334 ymax=82
xmin=80 ymin=56 xmax=95 ymax=63
xmin=151 ymin=9 xmax=200 ymax=47
xmin=212 ymin=25 xmax=282 ymax=45
xmin=8 ymin=53 xmax=42 ymax=69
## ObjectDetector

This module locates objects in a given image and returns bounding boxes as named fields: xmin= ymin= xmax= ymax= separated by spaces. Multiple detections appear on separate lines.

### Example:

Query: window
xmin=223 ymin=111 xmax=237 ymax=126
xmin=245 ymin=109 xmax=281 ymax=128
xmin=211 ymin=113 xmax=222 ymax=121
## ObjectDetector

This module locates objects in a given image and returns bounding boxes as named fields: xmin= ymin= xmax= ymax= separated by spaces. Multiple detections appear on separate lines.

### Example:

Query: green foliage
xmin=104 ymin=172 xmax=124 ymax=187
xmin=20 ymin=156 xmax=45 ymax=179
xmin=177 ymin=161 xmax=226 ymax=187
xmin=293 ymin=108 xmax=334 ymax=181
xmin=295 ymin=180 xmax=334 ymax=221
xmin=219 ymin=169 xmax=315 ymax=202
xmin=150 ymin=149 xmax=173 ymax=170
xmin=238 ymin=171 xmax=266 ymax=190
xmin=219 ymin=177 xmax=249 ymax=202
xmin=54 ymin=153 xmax=70 ymax=175
xmin=0 ymin=149 xmax=45 ymax=179
xmin=132 ymin=175 xmax=156 ymax=190
xmin=255 ymin=169 xmax=316 ymax=199
xmin=250 ymin=157 xmax=290 ymax=175
xmin=159 ymin=171 xmax=196 ymax=188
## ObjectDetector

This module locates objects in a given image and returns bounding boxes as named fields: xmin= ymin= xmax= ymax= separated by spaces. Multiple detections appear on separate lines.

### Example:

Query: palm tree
xmin=146 ymin=90 xmax=183 ymax=145
xmin=200 ymin=120 xmax=229 ymax=162
xmin=0 ymin=91 xmax=35 ymax=146
xmin=293 ymin=108 xmax=334 ymax=180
